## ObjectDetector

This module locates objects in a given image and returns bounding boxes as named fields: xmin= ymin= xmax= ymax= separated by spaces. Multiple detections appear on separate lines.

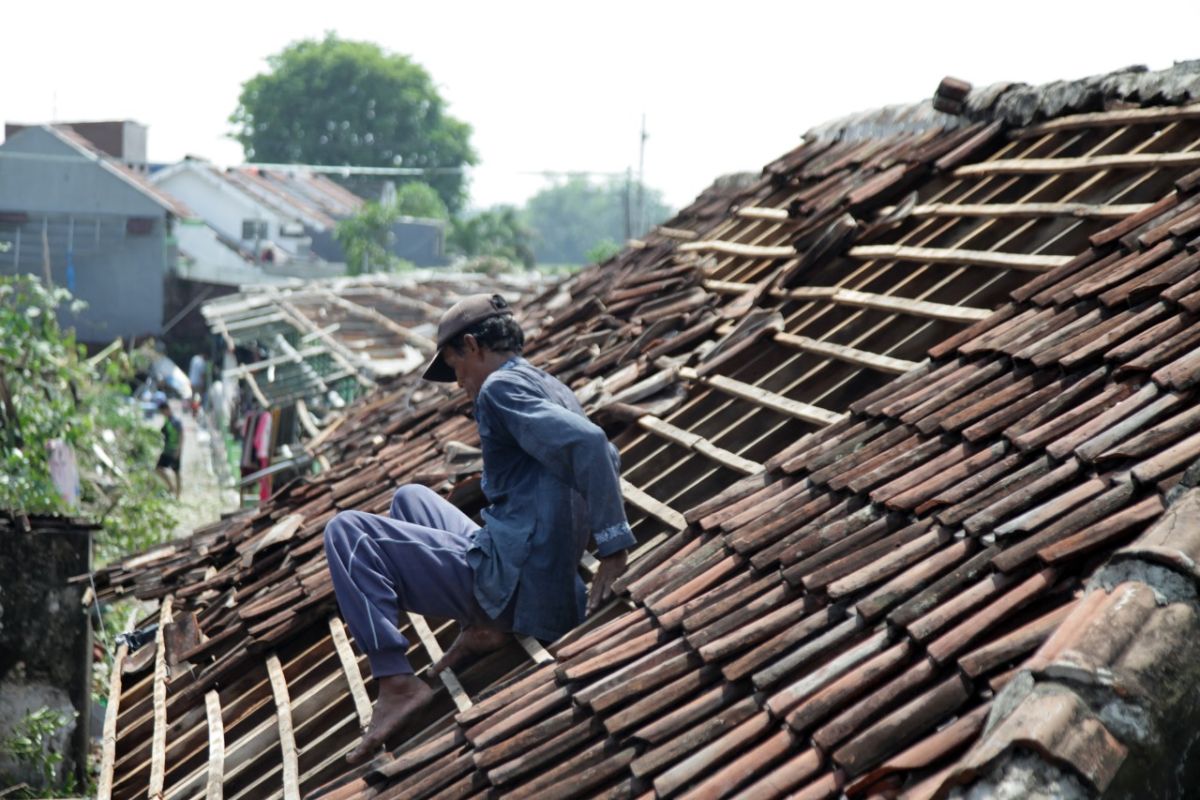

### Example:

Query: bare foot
xmin=431 ymin=626 xmax=511 ymax=676
xmin=346 ymin=674 xmax=434 ymax=765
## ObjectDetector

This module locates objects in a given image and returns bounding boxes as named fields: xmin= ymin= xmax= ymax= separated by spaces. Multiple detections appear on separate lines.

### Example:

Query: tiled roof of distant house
xmin=92 ymin=61 xmax=1200 ymax=800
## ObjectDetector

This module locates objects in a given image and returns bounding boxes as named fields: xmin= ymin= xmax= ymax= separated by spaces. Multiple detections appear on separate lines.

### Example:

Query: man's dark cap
xmin=422 ymin=293 xmax=513 ymax=382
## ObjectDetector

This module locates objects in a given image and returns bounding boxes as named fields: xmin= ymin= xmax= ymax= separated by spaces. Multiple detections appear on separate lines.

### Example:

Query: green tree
xmin=0 ymin=277 xmax=174 ymax=564
xmin=524 ymin=176 xmax=673 ymax=265
xmin=391 ymin=181 xmax=449 ymax=220
xmin=230 ymin=34 xmax=476 ymax=212
xmin=447 ymin=206 xmax=536 ymax=269
xmin=335 ymin=201 xmax=417 ymax=275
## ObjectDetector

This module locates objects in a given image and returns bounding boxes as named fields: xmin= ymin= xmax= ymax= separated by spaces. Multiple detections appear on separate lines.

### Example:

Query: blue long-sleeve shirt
xmin=467 ymin=357 xmax=636 ymax=641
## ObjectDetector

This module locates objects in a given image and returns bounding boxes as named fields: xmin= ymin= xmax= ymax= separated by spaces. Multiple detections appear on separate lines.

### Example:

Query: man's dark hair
xmin=447 ymin=314 xmax=525 ymax=355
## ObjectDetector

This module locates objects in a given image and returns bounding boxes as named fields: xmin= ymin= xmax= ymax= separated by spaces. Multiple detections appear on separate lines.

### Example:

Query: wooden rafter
xmin=773 ymin=332 xmax=920 ymax=375
xmin=678 ymin=367 xmax=844 ymax=427
xmin=621 ymin=478 xmax=688 ymax=531
xmin=148 ymin=596 xmax=173 ymax=800
xmin=406 ymin=613 xmax=472 ymax=712
xmin=265 ymin=654 xmax=301 ymax=800
xmin=954 ymin=150 xmax=1200 ymax=177
xmin=328 ymin=617 xmax=373 ymax=728
xmin=678 ymin=240 xmax=796 ymax=258
xmin=204 ymin=691 xmax=225 ymax=800
xmin=1013 ymin=101 xmax=1200 ymax=138
xmin=637 ymin=415 xmax=765 ymax=476
xmin=905 ymin=201 xmax=1151 ymax=220
xmin=848 ymin=244 xmax=1073 ymax=272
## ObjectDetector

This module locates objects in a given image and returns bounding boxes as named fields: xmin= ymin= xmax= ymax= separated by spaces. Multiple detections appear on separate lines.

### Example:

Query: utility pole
xmin=623 ymin=167 xmax=633 ymax=243
xmin=636 ymin=114 xmax=647 ymax=238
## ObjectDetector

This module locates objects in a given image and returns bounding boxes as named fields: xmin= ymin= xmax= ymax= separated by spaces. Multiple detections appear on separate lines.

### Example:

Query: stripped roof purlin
xmin=91 ymin=72 xmax=1200 ymax=800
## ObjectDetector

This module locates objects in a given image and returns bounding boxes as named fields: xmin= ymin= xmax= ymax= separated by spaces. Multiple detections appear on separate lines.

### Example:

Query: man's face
xmin=442 ymin=336 xmax=489 ymax=401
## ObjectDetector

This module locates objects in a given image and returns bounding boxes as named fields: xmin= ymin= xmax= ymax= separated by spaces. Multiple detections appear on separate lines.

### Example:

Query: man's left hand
xmin=587 ymin=550 xmax=628 ymax=616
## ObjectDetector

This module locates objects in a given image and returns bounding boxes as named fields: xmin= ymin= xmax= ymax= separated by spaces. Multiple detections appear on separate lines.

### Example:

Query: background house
xmin=0 ymin=123 xmax=191 ymax=344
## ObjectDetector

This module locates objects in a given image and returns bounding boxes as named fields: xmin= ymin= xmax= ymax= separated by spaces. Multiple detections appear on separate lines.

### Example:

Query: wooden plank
xmin=773 ymin=332 xmax=919 ymax=375
xmin=907 ymin=201 xmax=1150 ymax=220
xmin=691 ymin=370 xmax=844 ymax=427
xmin=703 ymin=279 xmax=755 ymax=295
xmin=735 ymin=207 xmax=790 ymax=221
xmin=328 ymin=617 xmax=373 ymax=727
xmin=148 ymin=596 xmax=173 ymax=799
xmin=829 ymin=289 xmax=992 ymax=323
xmin=204 ymin=691 xmax=225 ymax=800
xmin=637 ymin=415 xmax=702 ymax=450
xmin=620 ymin=478 xmax=688 ymax=531
xmin=954 ymin=150 xmax=1200 ymax=177
xmin=321 ymin=291 xmax=436 ymax=353
xmin=516 ymin=635 xmax=556 ymax=665
xmin=848 ymin=244 xmax=1072 ymax=272
xmin=406 ymin=613 xmax=472 ymax=713
xmin=678 ymin=240 xmax=795 ymax=258
xmin=265 ymin=655 xmax=301 ymax=800
xmin=654 ymin=225 xmax=699 ymax=240
xmin=96 ymin=614 xmax=136 ymax=800
xmin=1014 ymin=102 xmax=1200 ymax=138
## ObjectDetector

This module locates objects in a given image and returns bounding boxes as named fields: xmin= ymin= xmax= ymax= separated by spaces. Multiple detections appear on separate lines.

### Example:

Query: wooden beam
xmin=204 ymin=691 xmax=225 ymax=800
xmin=621 ymin=478 xmax=688 ymax=531
xmin=907 ymin=201 xmax=1151 ymax=220
xmin=678 ymin=240 xmax=796 ymax=258
xmin=96 ymin=616 xmax=135 ymax=800
xmin=736 ymin=207 xmax=790 ymax=221
xmin=637 ymin=415 xmax=765 ymax=475
xmin=265 ymin=655 xmax=301 ymax=800
xmin=703 ymin=279 xmax=756 ymax=295
xmin=328 ymin=618 xmax=373 ymax=728
xmin=515 ymin=635 xmax=556 ymax=665
xmin=1013 ymin=102 xmax=1200 ymax=138
xmin=773 ymin=332 xmax=920 ymax=375
xmin=848 ymin=244 xmax=1073 ymax=272
xmin=954 ymin=150 xmax=1200 ymax=177
xmin=406 ymin=614 xmax=472 ymax=712
xmin=321 ymin=291 xmax=437 ymax=354
xmin=685 ymin=369 xmax=844 ymax=427
xmin=763 ymin=286 xmax=991 ymax=323
xmin=654 ymin=225 xmax=699 ymax=240
xmin=825 ymin=288 xmax=992 ymax=323
xmin=149 ymin=596 xmax=173 ymax=800
xmin=221 ymin=346 xmax=328 ymax=379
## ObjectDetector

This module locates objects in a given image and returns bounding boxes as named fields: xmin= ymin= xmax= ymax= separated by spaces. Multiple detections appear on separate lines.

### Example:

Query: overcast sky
xmin=3 ymin=1 xmax=1199 ymax=210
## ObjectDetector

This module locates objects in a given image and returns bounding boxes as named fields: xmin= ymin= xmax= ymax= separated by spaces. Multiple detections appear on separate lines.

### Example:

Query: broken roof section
xmin=203 ymin=272 xmax=547 ymax=414
xmin=93 ymin=62 xmax=1200 ymax=800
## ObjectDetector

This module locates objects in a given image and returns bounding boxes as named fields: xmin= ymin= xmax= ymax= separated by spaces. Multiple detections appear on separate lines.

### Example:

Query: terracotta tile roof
xmin=91 ymin=67 xmax=1200 ymax=800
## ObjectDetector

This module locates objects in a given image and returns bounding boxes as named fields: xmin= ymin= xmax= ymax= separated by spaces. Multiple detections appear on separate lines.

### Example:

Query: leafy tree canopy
xmin=391 ymin=181 xmax=449 ymax=220
xmin=0 ymin=277 xmax=174 ymax=564
xmin=231 ymin=34 xmax=477 ymax=212
xmin=524 ymin=176 xmax=673 ymax=265
xmin=335 ymin=201 xmax=417 ymax=275
xmin=447 ymin=206 xmax=535 ymax=269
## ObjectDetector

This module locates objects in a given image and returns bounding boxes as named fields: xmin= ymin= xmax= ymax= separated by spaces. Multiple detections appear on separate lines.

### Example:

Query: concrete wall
xmin=0 ymin=127 xmax=170 ymax=342
xmin=154 ymin=166 xmax=280 ymax=248
xmin=0 ymin=514 xmax=94 ymax=791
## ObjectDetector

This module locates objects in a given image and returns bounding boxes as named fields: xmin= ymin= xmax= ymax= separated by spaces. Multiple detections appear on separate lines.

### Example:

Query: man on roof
xmin=324 ymin=293 xmax=636 ymax=764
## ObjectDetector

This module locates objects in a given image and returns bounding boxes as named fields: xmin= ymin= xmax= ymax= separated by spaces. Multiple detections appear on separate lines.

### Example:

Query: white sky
xmin=3 ymin=1 xmax=1199 ymax=210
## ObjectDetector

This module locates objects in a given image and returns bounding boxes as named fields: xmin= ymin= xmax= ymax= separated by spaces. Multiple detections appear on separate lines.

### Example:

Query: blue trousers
xmin=323 ymin=484 xmax=511 ymax=677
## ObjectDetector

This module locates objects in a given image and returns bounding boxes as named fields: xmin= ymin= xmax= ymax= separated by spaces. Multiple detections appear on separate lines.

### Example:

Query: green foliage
xmin=391 ymin=181 xmax=449 ymax=220
xmin=230 ymin=33 xmax=476 ymax=212
xmin=1 ymin=707 xmax=75 ymax=794
xmin=0 ymin=276 xmax=175 ymax=564
xmin=524 ymin=176 xmax=673 ymax=265
xmin=585 ymin=239 xmax=622 ymax=265
xmin=335 ymin=201 xmax=418 ymax=275
xmin=447 ymin=206 xmax=536 ymax=269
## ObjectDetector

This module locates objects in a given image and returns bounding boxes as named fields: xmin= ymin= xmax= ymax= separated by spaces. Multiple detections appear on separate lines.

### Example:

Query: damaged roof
xmin=94 ymin=62 xmax=1200 ymax=800
xmin=202 ymin=272 xmax=548 ymax=415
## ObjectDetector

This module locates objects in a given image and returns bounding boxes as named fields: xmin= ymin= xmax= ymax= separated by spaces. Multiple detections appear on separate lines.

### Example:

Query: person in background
xmin=188 ymin=354 xmax=207 ymax=417
xmin=156 ymin=399 xmax=183 ymax=498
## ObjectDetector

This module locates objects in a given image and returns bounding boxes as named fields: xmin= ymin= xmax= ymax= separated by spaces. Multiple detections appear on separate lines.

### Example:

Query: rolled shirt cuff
xmin=593 ymin=521 xmax=637 ymax=558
